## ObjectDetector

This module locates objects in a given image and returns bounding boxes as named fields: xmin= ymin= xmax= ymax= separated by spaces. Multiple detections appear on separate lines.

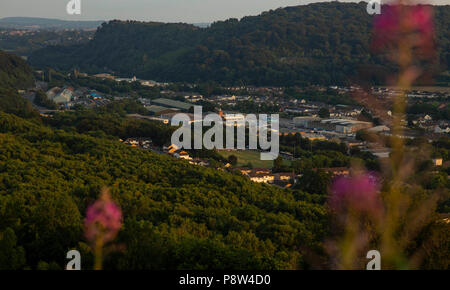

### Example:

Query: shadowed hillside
xmin=28 ymin=2 xmax=450 ymax=85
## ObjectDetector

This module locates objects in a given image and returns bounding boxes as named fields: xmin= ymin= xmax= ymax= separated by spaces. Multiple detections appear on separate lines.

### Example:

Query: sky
xmin=0 ymin=0 xmax=448 ymax=23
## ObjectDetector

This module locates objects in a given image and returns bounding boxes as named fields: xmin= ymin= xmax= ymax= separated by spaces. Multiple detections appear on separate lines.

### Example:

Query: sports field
xmin=218 ymin=150 xmax=273 ymax=168
xmin=218 ymin=150 xmax=290 ymax=169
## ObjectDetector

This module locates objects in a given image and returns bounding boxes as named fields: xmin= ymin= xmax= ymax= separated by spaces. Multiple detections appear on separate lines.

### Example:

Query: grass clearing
xmin=218 ymin=150 xmax=273 ymax=168
xmin=218 ymin=150 xmax=291 ymax=169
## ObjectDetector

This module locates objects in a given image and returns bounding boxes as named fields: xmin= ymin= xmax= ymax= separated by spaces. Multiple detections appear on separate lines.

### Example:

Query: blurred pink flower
xmin=372 ymin=4 xmax=434 ymax=55
xmin=329 ymin=173 xmax=382 ymax=215
xmin=373 ymin=5 xmax=399 ymax=34
xmin=84 ymin=190 xmax=122 ymax=244
xmin=406 ymin=5 xmax=434 ymax=35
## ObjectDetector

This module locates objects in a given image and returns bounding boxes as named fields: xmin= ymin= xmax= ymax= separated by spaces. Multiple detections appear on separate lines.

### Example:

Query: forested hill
xmin=28 ymin=2 xmax=450 ymax=86
xmin=0 ymin=50 xmax=34 ymax=89
xmin=0 ymin=50 xmax=38 ymax=119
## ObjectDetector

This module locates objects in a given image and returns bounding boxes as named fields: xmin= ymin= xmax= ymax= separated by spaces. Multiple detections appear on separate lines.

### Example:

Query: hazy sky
xmin=0 ymin=0 xmax=448 ymax=23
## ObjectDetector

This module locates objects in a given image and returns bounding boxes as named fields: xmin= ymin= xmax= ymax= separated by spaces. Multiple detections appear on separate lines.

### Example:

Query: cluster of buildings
xmin=223 ymin=86 xmax=285 ymax=96
xmin=138 ymin=98 xmax=198 ymax=124
xmin=134 ymin=95 xmax=374 ymax=144
xmin=45 ymin=86 xmax=111 ymax=108
xmin=0 ymin=29 xmax=33 ymax=36
xmin=235 ymin=166 xmax=352 ymax=187
xmin=410 ymin=114 xmax=450 ymax=135
xmin=93 ymin=73 xmax=169 ymax=87
xmin=237 ymin=168 xmax=296 ymax=187
xmin=164 ymin=144 xmax=211 ymax=166
xmin=121 ymin=138 xmax=210 ymax=166
xmin=157 ymin=90 xmax=204 ymax=102
xmin=121 ymin=136 xmax=161 ymax=151
xmin=124 ymin=92 xmax=446 ymax=187
xmin=209 ymin=89 xmax=363 ymax=119
xmin=121 ymin=138 xmax=152 ymax=149
xmin=372 ymin=87 xmax=450 ymax=100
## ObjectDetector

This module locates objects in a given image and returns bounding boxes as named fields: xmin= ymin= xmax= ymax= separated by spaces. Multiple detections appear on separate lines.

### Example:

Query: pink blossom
xmin=84 ymin=190 xmax=122 ymax=244
xmin=329 ymin=173 xmax=382 ymax=215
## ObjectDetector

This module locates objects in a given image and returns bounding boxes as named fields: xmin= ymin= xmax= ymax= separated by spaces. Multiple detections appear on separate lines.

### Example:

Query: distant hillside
xmin=28 ymin=2 xmax=450 ymax=86
xmin=0 ymin=29 xmax=95 ymax=57
xmin=0 ymin=17 xmax=104 ymax=30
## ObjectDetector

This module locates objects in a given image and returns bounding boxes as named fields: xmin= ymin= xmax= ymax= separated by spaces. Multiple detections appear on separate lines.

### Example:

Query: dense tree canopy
xmin=28 ymin=3 xmax=450 ymax=86
xmin=0 ymin=50 xmax=34 ymax=89
xmin=0 ymin=51 xmax=39 ymax=119
xmin=0 ymin=110 xmax=329 ymax=269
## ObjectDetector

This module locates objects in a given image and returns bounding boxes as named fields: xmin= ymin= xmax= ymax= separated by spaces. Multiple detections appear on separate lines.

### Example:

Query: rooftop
xmin=320 ymin=119 xmax=373 ymax=126
xmin=152 ymin=98 xmax=193 ymax=111
xmin=147 ymin=105 xmax=172 ymax=113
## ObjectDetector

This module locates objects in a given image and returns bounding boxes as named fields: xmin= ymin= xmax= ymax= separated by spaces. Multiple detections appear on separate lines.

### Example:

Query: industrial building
xmin=294 ymin=116 xmax=372 ymax=134
xmin=152 ymin=98 xmax=193 ymax=111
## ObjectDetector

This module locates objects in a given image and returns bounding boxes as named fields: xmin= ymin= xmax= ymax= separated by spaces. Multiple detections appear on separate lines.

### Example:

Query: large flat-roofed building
xmin=294 ymin=116 xmax=372 ymax=134
xmin=318 ymin=119 xmax=373 ymax=133
xmin=146 ymin=105 xmax=179 ymax=115
xmin=152 ymin=98 xmax=193 ymax=111
xmin=293 ymin=116 xmax=321 ymax=128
